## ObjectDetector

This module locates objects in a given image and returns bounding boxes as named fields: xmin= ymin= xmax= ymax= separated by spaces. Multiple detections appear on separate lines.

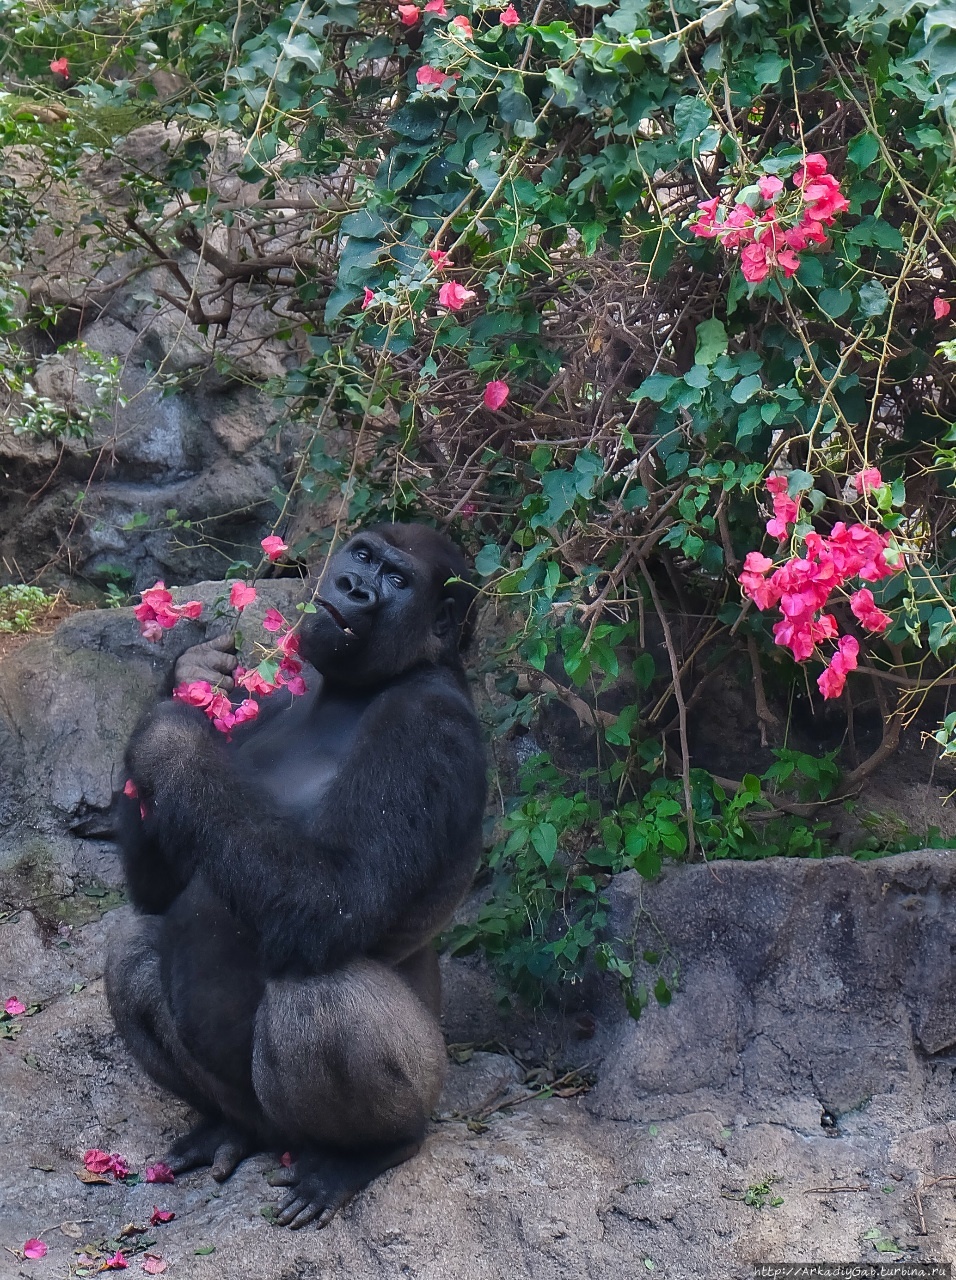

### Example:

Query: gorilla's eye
xmin=389 ymin=573 xmax=408 ymax=589
xmin=353 ymin=547 xmax=371 ymax=563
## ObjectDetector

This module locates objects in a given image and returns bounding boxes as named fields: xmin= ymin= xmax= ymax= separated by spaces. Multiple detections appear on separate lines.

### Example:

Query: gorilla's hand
xmin=174 ymin=633 xmax=238 ymax=690
xmin=127 ymin=700 xmax=214 ymax=793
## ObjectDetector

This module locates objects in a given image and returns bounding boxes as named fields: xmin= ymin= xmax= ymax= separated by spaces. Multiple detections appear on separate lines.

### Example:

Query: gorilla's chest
xmin=236 ymin=690 xmax=375 ymax=815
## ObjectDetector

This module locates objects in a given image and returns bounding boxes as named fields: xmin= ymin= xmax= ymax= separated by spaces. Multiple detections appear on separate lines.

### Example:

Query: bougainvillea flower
xmin=262 ymin=608 xmax=287 ymax=633
xmin=720 ymin=203 xmax=757 ymax=249
xmin=284 ymin=675 xmax=308 ymax=696
xmin=934 ymin=298 xmax=951 ymax=320
xmin=428 ymin=248 xmax=449 ymax=269
xmin=424 ymin=0 xmax=447 ymax=12
xmin=142 ymin=1259 xmax=167 ymax=1276
xmin=483 ymin=380 xmax=510 ymax=410
xmin=499 ymin=4 xmax=520 ymax=24
xmin=23 ymin=1240 xmax=47 ymax=1260
xmin=49 ymin=57 xmax=69 ymax=76
xmin=134 ymin=582 xmax=203 ymax=640
xmin=145 ymin=1162 xmax=175 ymax=1184
xmin=850 ymin=588 xmax=891 ymax=632
xmin=690 ymin=196 xmax=720 ymax=238
xmin=793 ymin=153 xmax=828 ymax=187
xmin=84 ymin=1150 xmax=129 ymax=1178
xmin=758 ymin=175 xmax=784 ymax=201
xmin=852 ymin=467 xmax=882 ymax=493
xmin=261 ymin=535 xmax=288 ymax=561
xmin=398 ymin=3 xmax=420 ymax=21
xmin=361 ymin=287 xmax=375 ymax=310
xmin=229 ymin=582 xmax=257 ymax=610
xmin=236 ymin=666 xmax=275 ymax=695
xmin=740 ymin=243 xmax=771 ymax=283
xmin=802 ymin=173 xmax=850 ymax=221
xmin=417 ymin=65 xmax=449 ymax=87
xmin=280 ymin=1151 xmax=294 ymax=1167
xmin=438 ymin=281 xmax=476 ymax=309
xmin=5 ymin=997 xmax=26 ymax=1015
xmin=123 ymin=779 xmax=138 ymax=799
xmin=233 ymin=699 xmax=260 ymax=724
xmin=150 ymin=1208 xmax=175 ymax=1226
xmin=172 ymin=680 xmax=214 ymax=707
xmin=450 ymin=14 xmax=473 ymax=36
xmin=104 ymin=1251 xmax=128 ymax=1270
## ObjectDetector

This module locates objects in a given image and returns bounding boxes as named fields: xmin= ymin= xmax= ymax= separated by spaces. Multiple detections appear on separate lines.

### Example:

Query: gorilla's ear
xmin=438 ymin=577 xmax=479 ymax=651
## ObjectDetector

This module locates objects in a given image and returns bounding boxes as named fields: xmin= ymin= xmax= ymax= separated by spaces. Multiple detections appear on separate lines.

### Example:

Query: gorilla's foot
xmin=268 ymin=1138 xmax=421 ymax=1229
xmin=164 ymin=1117 xmax=255 ymax=1181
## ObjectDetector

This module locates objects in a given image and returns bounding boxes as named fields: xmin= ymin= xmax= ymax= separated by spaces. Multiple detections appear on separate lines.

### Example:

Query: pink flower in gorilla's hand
xmin=135 ymin=582 xmax=203 ymax=640
xmin=233 ymin=699 xmax=260 ymax=724
xmin=229 ymin=582 xmax=257 ymax=610
xmin=261 ymin=535 xmax=288 ymax=561
xmin=172 ymin=680 xmax=214 ymax=707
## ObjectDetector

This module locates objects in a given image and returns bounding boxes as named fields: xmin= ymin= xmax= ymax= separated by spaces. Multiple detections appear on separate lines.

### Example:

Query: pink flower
xmin=691 ymin=196 xmax=720 ymax=239
xmin=280 ymin=1151 xmax=294 ymax=1167
xmin=229 ymin=582 xmax=257 ymax=610
xmin=277 ymin=629 xmax=300 ymax=658
xmin=142 ymin=1259 xmax=168 ymax=1276
xmin=23 ymin=1240 xmax=47 ymax=1260
xmin=398 ymin=3 xmax=420 ymax=21
xmin=5 ymin=996 xmax=26 ymax=1015
xmin=145 ymin=1162 xmax=175 ymax=1184
xmin=743 ymin=551 xmax=773 ymax=574
xmin=424 ymin=0 xmax=447 ymax=11
xmin=428 ymin=249 xmax=449 ymax=269
xmin=261 ymin=535 xmax=288 ymax=561
xmin=104 ymin=1251 xmax=128 ymax=1270
xmin=450 ymin=14 xmax=473 ymax=36
xmin=172 ymin=680 xmax=214 ymax=707
xmin=776 ymin=249 xmax=801 ymax=277
xmin=236 ymin=666 xmax=277 ymax=695
xmin=233 ymin=699 xmax=260 ymax=724
xmin=483 ymin=380 xmax=509 ymax=410
xmin=850 ymin=588 xmax=891 ymax=633
xmin=793 ymin=153 xmax=828 ymax=187
xmin=499 ymin=3 xmax=520 ymax=24
xmin=262 ymin=608 xmax=286 ymax=633
xmin=741 ymin=242 xmax=770 ymax=283
xmin=817 ymin=661 xmax=846 ymax=699
xmin=758 ymin=175 xmax=783 ymax=201
xmin=802 ymin=173 xmax=849 ymax=222
xmin=149 ymin=1208 xmax=175 ymax=1226
xmin=84 ymin=1150 xmax=129 ymax=1178
xmin=460 ymin=502 xmax=476 ymax=518
xmin=134 ymin=582 xmax=203 ymax=639
xmin=361 ymin=287 xmax=375 ymax=310
xmin=720 ymin=203 xmax=756 ymax=248
xmin=284 ymin=675 xmax=308 ymax=696
xmin=417 ymin=64 xmax=450 ymax=87
xmin=934 ymin=298 xmax=951 ymax=320
xmin=49 ymin=57 xmax=69 ymax=76
xmin=852 ymin=467 xmax=882 ymax=494
xmin=438 ymin=281 xmax=476 ymax=310
xmin=141 ymin=620 xmax=164 ymax=643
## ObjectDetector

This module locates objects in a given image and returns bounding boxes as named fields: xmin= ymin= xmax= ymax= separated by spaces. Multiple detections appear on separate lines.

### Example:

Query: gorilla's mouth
xmin=316 ymin=598 xmax=355 ymax=637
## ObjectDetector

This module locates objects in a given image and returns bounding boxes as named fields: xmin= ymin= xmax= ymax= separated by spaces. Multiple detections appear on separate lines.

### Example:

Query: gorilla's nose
xmin=335 ymin=573 xmax=377 ymax=607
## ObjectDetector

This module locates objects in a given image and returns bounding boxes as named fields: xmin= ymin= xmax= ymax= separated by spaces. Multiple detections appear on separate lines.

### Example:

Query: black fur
xmin=108 ymin=524 xmax=486 ymax=1227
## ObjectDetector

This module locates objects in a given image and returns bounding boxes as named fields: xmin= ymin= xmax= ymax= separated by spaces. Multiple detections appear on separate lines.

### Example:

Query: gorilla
xmin=106 ymin=523 xmax=487 ymax=1228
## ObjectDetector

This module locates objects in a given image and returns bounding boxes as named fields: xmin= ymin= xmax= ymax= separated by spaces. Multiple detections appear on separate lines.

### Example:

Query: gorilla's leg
xmin=253 ymin=957 xmax=447 ymax=1228
xmin=105 ymin=913 xmax=262 ymax=1179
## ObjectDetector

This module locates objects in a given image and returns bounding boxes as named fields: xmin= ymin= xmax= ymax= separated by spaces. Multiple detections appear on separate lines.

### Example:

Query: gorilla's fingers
xmin=163 ymin=1119 xmax=251 ymax=1177
xmin=267 ymin=1167 xmax=298 ymax=1186
xmin=173 ymin=633 xmax=239 ymax=690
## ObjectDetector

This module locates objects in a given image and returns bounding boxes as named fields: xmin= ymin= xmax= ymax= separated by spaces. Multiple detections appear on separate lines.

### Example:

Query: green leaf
xmin=753 ymin=52 xmax=787 ymax=85
xmin=531 ymin=822 xmax=558 ymax=865
xmin=818 ymin=287 xmax=852 ymax=318
xmin=280 ymin=32 xmax=324 ymax=73
xmin=694 ymin=318 xmax=728 ymax=366
xmin=673 ymin=97 xmax=711 ymax=145
xmin=857 ymin=279 xmax=889 ymax=318
xmin=474 ymin=544 xmax=502 ymax=576
xmin=629 ymin=373 xmax=675 ymax=404
xmin=731 ymin=374 xmax=763 ymax=404
xmin=847 ymin=132 xmax=880 ymax=168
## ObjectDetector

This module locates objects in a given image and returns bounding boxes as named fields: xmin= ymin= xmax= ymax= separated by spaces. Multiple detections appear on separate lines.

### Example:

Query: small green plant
xmin=5 ymin=344 xmax=124 ymax=441
xmin=743 ymin=1176 xmax=783 ymax=1209
xmin=0 ymin=584 xmax=56 ymax=633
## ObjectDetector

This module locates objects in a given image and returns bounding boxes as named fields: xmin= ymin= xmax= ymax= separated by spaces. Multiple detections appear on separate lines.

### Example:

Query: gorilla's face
xmin=298 ymin=525 xmax=475 ymax=686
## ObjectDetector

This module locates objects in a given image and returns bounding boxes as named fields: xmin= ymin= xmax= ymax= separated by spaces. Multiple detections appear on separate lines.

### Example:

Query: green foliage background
xmin=3 ymin=0 xmax=956 ymax=1008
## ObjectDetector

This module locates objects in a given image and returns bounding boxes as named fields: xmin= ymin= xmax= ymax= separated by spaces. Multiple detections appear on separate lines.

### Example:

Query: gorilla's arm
xmin=122 ymin=679 xmax=485 ymax=974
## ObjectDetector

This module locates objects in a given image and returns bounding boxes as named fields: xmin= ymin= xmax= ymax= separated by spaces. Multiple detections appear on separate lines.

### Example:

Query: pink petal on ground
xmin=5 ymin=997 xmax=26 ymax=1015
xmin=23 ymin=1240 xmax=47 ymax=1260
xmin=145 ymin=1162 xmax=175 ymax=1184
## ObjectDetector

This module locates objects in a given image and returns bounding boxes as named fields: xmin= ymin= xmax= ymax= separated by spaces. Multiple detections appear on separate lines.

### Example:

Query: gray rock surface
xmin=1 ymin=605 xmax=956 ymax=1276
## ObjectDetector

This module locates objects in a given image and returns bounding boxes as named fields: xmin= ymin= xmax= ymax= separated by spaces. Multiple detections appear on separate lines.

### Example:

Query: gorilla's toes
xmin=164 ymin=1118 xmax=253 ymax=1179
xmin=273 ymin=1152 xmax=366 ymax=1229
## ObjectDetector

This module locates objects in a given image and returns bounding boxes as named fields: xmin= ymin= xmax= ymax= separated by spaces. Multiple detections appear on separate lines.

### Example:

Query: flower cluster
xmin=172 ymin=680 xmax=261 ymax=733
xmin=134 ymin=583 xmax=203 ymax=643
xmin=739 ymin=472 xmax=900 ymax=699
xmin=84 ymin=1149 xmax=130 ymax=1179
xmin=690 ymin=153 xmax=849 ymax=283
